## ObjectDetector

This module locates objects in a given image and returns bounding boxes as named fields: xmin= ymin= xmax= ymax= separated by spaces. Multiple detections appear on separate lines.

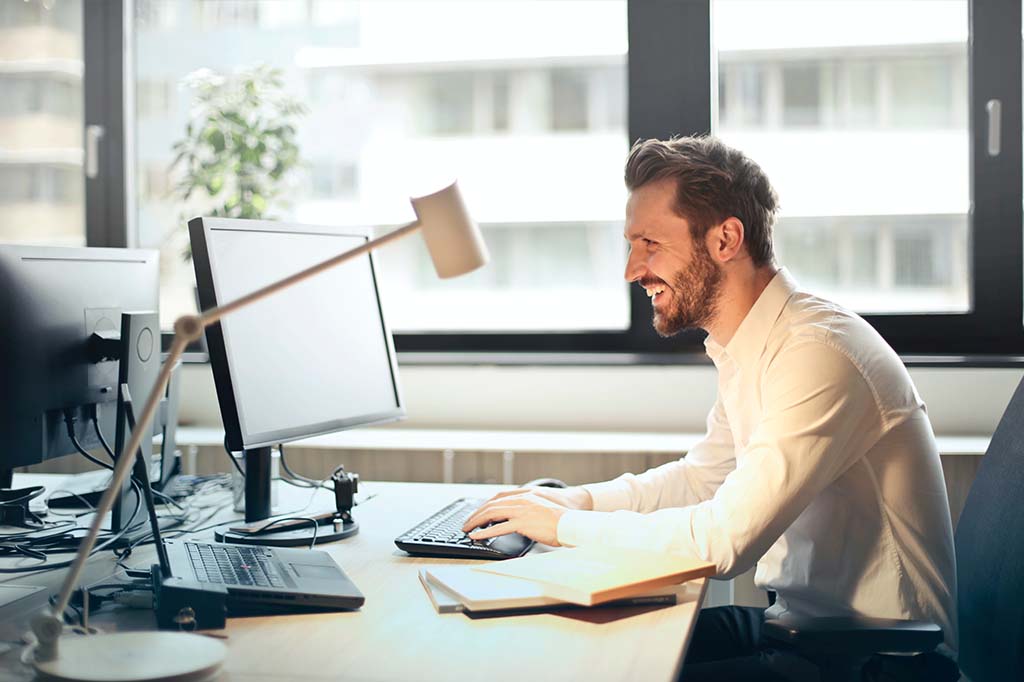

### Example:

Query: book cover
xmin=424 ymin=563 xmax=683 ymax=614
xmin=418 ymin=569 xmax=464 ymax=614
xmin=473 ymin=546 xmax=715 ymax=606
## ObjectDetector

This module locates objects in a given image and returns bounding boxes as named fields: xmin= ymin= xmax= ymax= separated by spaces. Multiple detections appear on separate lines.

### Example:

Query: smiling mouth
xmin=643 ymin=284 xmax=667 ymax=303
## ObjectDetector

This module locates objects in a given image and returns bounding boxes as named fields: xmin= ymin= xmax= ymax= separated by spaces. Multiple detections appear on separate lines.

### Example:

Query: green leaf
xmin=250 ymin=193 xmax=267 ymax=214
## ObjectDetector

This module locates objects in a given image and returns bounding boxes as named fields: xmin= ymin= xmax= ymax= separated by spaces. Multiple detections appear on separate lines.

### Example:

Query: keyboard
xmin=185 ymin=541 xmax=286 ymax=587
xmin=394 ymin=498 xmax=535 ymax=560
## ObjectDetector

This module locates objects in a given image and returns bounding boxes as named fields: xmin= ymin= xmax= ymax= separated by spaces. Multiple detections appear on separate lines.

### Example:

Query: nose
xmin=624 ymin=246 xmax=645 ymax=283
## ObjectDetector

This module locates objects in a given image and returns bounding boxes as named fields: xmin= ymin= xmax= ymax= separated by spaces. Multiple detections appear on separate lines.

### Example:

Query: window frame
xmin=82 ymin=0 xmax=130 ymax=248
xmin=111 ymin=0 xmax=1024 ymax=362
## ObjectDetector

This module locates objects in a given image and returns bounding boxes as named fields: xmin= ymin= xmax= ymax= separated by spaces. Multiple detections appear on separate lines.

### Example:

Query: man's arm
xmin=583 ymin=394 xmax=736 ymax=513
xmin=463 ymin=392 xmax=736 ymax=540
xmin=557 ymin=342 xmax=883 ymax=577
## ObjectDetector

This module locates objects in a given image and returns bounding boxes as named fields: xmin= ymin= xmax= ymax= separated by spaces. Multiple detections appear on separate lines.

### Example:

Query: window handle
xmin=85 ymin=124 xmax=105 ymax=178
xmin=986 ymin=99 xmax=1001 ymax=157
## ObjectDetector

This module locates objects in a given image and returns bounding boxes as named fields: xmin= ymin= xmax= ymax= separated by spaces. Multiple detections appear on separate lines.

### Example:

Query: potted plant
xmin=170 ymin=64 xmax=308 ymax=260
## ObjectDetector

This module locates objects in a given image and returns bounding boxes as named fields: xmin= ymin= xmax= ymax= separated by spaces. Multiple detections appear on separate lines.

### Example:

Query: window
xmin=781 ymin=63 xmax=822 ymax=127
xmin=117 ymin=0 xmax=1023 ymax=357
xmin=132 ymin=0 xmax=630 ymax=334
xmin=715 ymin=0 xmax=970 ymax=315
xmin=419 ymin=72 xmax=475 ymax=136
xmin=551 ymin=69 xmax=590 ymax=131
xmin=0 ymin=0 xmax=85 ymax=247
xmin=137 ymin=79 xmax=173 ymax=118
xmin=310 ymin=163 xmax=358 ymax=199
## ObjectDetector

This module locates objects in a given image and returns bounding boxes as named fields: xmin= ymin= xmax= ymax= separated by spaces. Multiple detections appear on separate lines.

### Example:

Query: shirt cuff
xmin=557 ymin=509 xmax=610 ymax=548
xmin=582 ymin=476 xmax=635 ymax=512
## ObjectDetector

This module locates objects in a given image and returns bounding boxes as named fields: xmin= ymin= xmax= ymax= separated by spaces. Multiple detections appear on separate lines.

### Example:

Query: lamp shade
xmin=410 ymin=181 xmax=489 ymax=278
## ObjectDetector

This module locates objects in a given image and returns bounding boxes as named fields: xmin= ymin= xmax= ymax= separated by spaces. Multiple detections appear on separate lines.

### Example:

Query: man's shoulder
xmin=765 ymin=290 xmax=922 ymax=421
xmin=772 ymin=290 xmax=877 ymax=351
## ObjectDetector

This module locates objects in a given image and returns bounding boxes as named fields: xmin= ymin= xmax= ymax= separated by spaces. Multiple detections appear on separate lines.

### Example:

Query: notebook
xmin=474 ymin=546 xmax=716 ymax=606
xmin=422 ymin=565 xmax=685 ymax=614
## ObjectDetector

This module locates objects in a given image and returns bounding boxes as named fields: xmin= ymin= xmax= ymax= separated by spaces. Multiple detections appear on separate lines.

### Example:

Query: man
xmin=463 ymin=136 xmax=958 ymax=681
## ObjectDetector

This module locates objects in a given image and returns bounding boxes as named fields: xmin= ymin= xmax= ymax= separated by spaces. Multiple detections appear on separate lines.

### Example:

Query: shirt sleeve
xmin=558 ymin=341 xmax=884 ymax=579
xmin=581 ymin=392 xmax=736 ymax=513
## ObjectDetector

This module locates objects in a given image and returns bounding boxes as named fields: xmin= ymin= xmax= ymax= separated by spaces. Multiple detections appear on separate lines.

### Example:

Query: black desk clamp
xmin=332 ymin=465 xmax=359 ymax=523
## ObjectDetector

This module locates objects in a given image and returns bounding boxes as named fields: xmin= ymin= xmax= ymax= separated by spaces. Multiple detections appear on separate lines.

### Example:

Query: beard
xmin=651 ymin=245 xmax=723 ymax=338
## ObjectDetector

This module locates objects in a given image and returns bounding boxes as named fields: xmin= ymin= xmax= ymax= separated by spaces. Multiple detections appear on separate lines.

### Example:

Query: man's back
xmin=746 ymin=280 xmax=957 ymax=650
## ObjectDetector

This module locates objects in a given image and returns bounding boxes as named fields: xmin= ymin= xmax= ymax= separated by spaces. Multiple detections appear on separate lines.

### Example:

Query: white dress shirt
xmin=558 ymin=269 xmax=958 ymax=649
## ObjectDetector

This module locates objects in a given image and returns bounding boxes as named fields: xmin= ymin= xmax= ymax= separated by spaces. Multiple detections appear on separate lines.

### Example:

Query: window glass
xmin=133 ymin=0 xmax=629 ymax=332
xmin=714 ymin=0 xmax=969 ymax=313
xmin=0 ymin=0 xmax=85 ymax=246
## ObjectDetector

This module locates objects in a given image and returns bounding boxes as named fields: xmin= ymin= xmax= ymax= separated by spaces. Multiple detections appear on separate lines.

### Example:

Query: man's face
xmin=624 ymin=178 xmax=723 ymax=337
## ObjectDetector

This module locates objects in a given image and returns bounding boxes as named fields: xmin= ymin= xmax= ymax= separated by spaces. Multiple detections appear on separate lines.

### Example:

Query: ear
xmin=706 ymin=217 xmax=745 ymax=264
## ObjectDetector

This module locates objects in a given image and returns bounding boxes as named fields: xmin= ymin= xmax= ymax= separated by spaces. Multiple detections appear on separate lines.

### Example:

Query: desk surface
xmin=1 ymin=476 xmax=706 ymax=682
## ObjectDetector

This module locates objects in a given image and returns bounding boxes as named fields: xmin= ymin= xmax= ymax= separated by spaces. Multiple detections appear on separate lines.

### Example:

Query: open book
xmin=473 ymin=546 xmax=715 ymax=606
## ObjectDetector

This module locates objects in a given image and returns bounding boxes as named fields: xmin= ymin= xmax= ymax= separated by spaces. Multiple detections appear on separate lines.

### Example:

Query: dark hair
xmin=624 ymin=136 xmax=779 ymax=267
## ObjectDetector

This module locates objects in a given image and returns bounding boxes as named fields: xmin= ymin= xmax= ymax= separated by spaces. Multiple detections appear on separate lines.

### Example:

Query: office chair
xmin=761 ymin=376 xmax=1024 ymax=682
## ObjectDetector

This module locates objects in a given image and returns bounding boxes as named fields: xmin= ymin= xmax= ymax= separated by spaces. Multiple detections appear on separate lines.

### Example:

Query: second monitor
xmin=189 ymin=217 xmax=405 ymax=545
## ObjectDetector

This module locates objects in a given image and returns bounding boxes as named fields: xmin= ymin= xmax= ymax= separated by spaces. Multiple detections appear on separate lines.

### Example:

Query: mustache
xmin=638 ymin=277 xmax=668 ymax=289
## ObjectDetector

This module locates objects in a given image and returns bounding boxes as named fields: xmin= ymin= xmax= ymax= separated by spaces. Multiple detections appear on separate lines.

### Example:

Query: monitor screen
xmin=191 ymin=218 xmax=404 ymax=450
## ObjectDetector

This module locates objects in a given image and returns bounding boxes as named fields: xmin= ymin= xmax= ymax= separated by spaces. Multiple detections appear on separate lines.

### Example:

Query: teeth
xmin=646 ymin=286 xmax=665 ymax=298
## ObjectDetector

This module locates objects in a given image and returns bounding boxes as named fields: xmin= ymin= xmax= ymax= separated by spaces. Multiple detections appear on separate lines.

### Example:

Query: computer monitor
xmin=189 ymin=217 xmax=405 ymax=545
xmin=0 ymin=244 xmax=160 ymax=532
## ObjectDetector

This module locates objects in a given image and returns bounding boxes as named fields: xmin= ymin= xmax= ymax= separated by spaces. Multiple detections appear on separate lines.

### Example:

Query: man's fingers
xmin=468 ymin=520 xmax=517 ymax=540
xmin=462 ymin=503 xmax=516 ymax=532
xmin=491 ymin=488 xmax=531 ymax=500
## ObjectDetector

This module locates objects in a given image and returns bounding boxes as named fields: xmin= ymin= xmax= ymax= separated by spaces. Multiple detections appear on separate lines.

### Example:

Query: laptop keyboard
xmin=186 ymin=541 xmax=285 ymax=588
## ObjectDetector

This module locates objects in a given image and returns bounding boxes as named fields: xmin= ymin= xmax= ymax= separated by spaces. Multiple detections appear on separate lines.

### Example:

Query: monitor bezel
xmin=189 ymin=216 xmax=406 ymax=452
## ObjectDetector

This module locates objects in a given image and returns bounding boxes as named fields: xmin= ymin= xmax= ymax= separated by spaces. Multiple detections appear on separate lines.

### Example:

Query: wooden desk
xmin=0 ymin=476 xmax=706 ymax=682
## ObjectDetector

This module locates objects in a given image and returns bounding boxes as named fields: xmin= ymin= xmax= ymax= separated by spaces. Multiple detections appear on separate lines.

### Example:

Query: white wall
xmin=179 ymin=362 xmax=1023 ymax=436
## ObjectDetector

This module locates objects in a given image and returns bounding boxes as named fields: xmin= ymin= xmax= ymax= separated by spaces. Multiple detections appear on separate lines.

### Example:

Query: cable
xmin=222 ymin=435 xmax=246 ymax=477
xmin=0 ymin=477 xmax=144 ymax=574
xmin=63 ymin=409 xmax=114 ymax=472
xmin=249 ymin=516 xmax=319 ymax=549
xmin=91 ymin=411 xmax=184 ymax=512
xmin=278 ymin=444 xmax=329 ymax=489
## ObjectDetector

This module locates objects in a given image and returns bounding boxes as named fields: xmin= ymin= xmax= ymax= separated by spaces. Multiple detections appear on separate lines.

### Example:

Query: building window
xmin=310 ymin=162 xmax=358 ymax=199
xmin=551 ymin=68 xmax=589 ymax=131
xmin=420 ymin=72 xmax=475 ymax=136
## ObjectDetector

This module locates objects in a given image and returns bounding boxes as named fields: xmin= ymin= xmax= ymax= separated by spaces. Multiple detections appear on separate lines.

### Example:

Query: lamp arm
xmin=32 ymin=334 xmax=190 ymax=661
xmin=203 ymin=219 xmax=421 ymax=325
xmin=32 ymin=219 xmax=424 ymax=661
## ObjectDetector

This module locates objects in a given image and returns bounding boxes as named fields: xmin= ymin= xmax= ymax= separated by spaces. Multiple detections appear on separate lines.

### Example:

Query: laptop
xmin=160 ymin=538 xmax=364 ymax=613
xmin=137 ymin=457 xmax=364 ymax=615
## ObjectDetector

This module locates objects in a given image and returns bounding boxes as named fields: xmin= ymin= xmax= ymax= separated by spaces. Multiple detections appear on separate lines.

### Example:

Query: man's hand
xmin=461 ymin=486 xmax=593 ymax=546
xmin=487 ymin=485 xmax=594 ymax=512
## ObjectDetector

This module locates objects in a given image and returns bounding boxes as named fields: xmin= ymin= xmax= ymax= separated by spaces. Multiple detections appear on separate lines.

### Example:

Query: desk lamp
xmin=29 ymin=182 xmax=488 ymax=682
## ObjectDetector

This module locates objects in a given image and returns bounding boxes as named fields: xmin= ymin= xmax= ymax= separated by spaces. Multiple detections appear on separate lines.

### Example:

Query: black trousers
xmin=680 ymin=606 xmax=960 ymax=682
xmin=682 ymin=606 xmax=819 ymax=681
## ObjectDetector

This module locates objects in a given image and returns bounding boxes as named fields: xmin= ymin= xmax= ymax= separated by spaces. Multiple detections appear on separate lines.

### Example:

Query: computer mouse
xmin=524 ymin=477 xmax=568 ymax=489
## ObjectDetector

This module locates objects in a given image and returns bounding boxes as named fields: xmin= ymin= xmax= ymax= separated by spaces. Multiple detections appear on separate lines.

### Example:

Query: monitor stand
xmin=213 ymin=446 xmax=357 ymax=547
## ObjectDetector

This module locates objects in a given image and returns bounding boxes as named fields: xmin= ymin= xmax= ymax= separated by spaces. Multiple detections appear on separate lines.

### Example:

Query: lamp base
xmin=32 ymin=631 xmax=225 ymax=682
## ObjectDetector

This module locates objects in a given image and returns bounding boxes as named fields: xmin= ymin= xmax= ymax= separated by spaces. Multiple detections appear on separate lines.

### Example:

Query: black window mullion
xmin=83 ymin=0 xmax=127 ymax=248
xmin=969 ymin=0 xmax=1023 ymax=346
xmin=624 ymin=0 xmax=712 ymax=354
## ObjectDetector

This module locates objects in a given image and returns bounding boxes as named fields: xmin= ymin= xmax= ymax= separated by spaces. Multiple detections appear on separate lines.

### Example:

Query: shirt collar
xmin=704 ymin=268 xmax=799 ymax=370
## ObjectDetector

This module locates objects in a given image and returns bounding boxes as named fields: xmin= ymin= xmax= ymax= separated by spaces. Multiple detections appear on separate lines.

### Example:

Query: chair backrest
xmin=954 ymin=377 xmax=1024 ymax=681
